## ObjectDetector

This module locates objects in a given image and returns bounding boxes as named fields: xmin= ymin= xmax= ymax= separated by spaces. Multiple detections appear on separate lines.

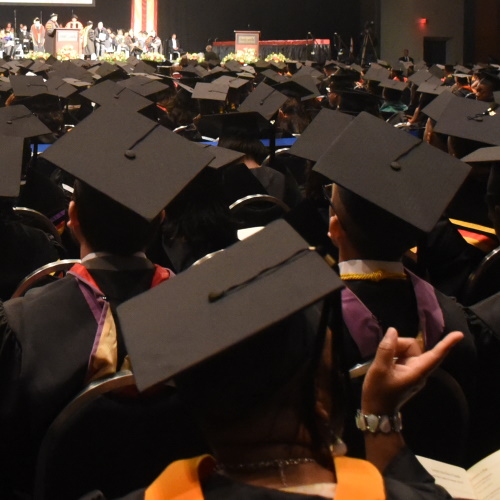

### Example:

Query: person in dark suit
xmin=167 ymin=33 xmax=181 ymax=60
xmin=399 ymin=49 xmax=414 ymax=63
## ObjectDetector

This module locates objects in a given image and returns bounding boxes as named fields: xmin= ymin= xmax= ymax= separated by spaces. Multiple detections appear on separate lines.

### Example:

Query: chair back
xmin=11 ymin=259 xmax=81 ymax=299
xmin=13 ymin=207 xmax=62 ymax=244
xmin=463 ymin=246 xmax=500 ymax=305
xmin=34 ymin=371 xmax=207 ymax=500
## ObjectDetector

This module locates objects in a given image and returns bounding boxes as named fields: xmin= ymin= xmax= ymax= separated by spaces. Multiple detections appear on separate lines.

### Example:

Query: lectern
xmin=234 ymin=30 xmax=260 ymax=56
xmin=47 ymin=28 xmax=82 ymax=57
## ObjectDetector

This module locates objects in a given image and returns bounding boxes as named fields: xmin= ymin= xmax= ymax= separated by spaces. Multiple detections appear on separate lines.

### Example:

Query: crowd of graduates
xmin=0 ymin=46 xmax=499 ymax=499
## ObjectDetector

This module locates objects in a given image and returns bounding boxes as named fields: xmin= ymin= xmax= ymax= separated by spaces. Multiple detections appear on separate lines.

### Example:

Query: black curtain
xmin=157 ymin=0 xmax=361 ymax=54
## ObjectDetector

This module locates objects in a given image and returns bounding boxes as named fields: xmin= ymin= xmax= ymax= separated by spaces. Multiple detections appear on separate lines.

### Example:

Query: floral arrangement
xmin=99 ymin=52 xmax=129 ymax=63
xmin=141 ymin=52 xmax=166 ymax=63
xmin=175 ymin=52 xmax=205 ymax=64
xmin=25 ymin=51 xmax=51 ymax=60
xmin=265 ymin=53 xmax=287 ymax=63
xmin=222 ymin=48 xmax=259 ymax=65
xmin=56 ymin=45 xmax=79 ymax=61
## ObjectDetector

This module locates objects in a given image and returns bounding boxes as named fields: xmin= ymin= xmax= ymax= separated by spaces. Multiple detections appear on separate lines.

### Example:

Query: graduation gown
xmin=85 ymin=448 xmax=451 ymax=500
xmin=0 ymin=256 xmax=172 ymax=499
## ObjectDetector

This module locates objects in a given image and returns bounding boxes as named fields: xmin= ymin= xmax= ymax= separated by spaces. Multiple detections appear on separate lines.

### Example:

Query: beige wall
xmin=380 ymin=0 xmax=464 ymax=65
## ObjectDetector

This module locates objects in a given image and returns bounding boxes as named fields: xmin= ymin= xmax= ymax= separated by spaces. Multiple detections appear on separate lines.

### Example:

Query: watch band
xmin=355 ymin=410 xmax=403 ymax=433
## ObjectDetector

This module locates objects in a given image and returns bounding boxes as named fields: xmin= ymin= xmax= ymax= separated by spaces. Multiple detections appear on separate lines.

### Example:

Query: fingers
xmin=373 ymin=327 xmax=398 ymax=368
xmin=414 ymin=331 xmax=464 ymax=374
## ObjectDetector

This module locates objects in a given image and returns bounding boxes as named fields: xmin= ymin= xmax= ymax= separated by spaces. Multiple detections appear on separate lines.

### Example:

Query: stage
xmin=213 ymin=39 xmax=331 ymax=63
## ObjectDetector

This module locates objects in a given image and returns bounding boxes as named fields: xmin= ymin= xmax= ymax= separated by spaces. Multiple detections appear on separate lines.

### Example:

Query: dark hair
xmin=73 ymin=180 xmax=161 ymax=255
xmin=335 ymin=185 xmax=420 ymax=259
xmin=218 ymin=136 xmax=269 ymax=165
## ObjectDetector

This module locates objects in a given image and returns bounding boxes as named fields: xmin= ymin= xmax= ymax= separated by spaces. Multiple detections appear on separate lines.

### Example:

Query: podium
xmin=47 ymin=28 xmax=82 ymax=57
xmin=234 ymin=30 xmax=260 ymax=56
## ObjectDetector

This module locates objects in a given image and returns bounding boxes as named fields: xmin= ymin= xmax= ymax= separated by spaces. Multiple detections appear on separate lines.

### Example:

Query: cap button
xmin=124 ymin=150 xmax=136 ymax=159
xmin=390 ymin=161 xmax=401 ymax=171
xmin=7 ymin=120 xmax=12 ymax=125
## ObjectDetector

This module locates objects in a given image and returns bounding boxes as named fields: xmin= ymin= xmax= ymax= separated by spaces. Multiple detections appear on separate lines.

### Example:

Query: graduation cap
xmin=197 ymin=111 xmax=273 ymax=140
xmin=462 ymin=146 xmax=500 ymax=164
xmin=0 ymin=104 xmax=51 ymax=138
xmin=408 ymin=69 xmax=434 ymax=86
xmin=80 ymin=79 xmax=154 ymax=111
xmin=28 ymin=60 xmax=52 ymax=75
xmin=90 ymin=61 xmax=128 ymax=80
xmin=254 ymin=59 xmax=271 ymax=70
xmin=290 ymin=108 xmax=354 ymax=162
xmin=313 ymin=111 xmax=471 ymax=233
xmin=434 ymin=97 xmax=500 ymax=146
xmin=294 ymin=65 xmax=324 ymax=81
xmin=212 ymin=75 xmax=250 ymax=89
xmin=421 ymin=91 xmax=456 ymax=121
xmin=195 ymin=143 xmax=245 ymax=168
xmin=238 ymin=82 xmax=288 ymax=120
xmin=428 ymin=64 xmax=446 ymax=79
xmin=378 ymin=79 xmax=407 ymax=92
xmin=261 ymin=69 xmax=288 ymax=84
xmin=363 ymin=66 xmax=390 ymax=82
xmin=0 ymin=78 xmax=12 ymax=95
xmin=49 ymin=60 xmax=93 ymax=83
xmin=10 ymin=75 xmax=47 ymax=97
xmin=192 ymin=81 xmax=229 ymax=101
xmin=41 ymin=107 xmax=214 ymax=221
xmin=455 ymin=65 xmax=472 ymax=75
xmin=62 ymin=77 xmax=93 ymax=88
xmin=0 ymin=134 xmax=28 ymax=198
xmin=224 ymin=60 xmax=244 ymax=73
xmin=274 ymin=75 xmax=320 ymax=100
xmin=117 ymin=219 xmax=343 ymax=391
xmin=270 ymin=60 xmax=287 ymax=71
xmin=117 ymin=75 xmax=170 ymax=98
xmin=132 ymin=60 xmax=157 ymax=75
xmin=417 ymin=80 xmax=450 ymax=95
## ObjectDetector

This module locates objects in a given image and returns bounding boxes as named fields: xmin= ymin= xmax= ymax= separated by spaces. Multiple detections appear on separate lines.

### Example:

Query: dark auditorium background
xmin=0 ymin=0 xmax=499 ymax=63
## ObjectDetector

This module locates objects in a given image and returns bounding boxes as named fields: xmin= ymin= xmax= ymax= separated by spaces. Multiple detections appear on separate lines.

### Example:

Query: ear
xmin=328 ymin=214 xmax=343 ymax=247
xmin=67 ymin=200 xmax=78 ymax=230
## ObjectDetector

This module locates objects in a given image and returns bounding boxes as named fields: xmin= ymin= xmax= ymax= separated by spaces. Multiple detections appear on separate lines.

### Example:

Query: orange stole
xmin=145 ymin=455 xmax=385 ymax=500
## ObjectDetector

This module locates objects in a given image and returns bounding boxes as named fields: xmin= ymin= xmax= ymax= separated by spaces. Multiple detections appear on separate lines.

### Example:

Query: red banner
xmin=131 ymin=0 xmax=158 ymax=33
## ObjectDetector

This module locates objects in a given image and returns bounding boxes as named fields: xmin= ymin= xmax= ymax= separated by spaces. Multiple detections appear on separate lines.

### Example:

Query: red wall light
xmin=419 ymin=18 xmax=428 ymax=25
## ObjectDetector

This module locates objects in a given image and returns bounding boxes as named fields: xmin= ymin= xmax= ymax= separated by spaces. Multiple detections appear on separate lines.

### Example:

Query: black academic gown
xmin=87 ymin=448 xmax=451 ymax=500
xmin=340 ymin=277 xmax=476 ymax=466
xmin=0 ymin=256 xmax=161 ymax=499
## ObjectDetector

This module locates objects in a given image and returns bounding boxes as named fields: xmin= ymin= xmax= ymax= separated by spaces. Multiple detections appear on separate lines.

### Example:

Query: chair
xmin=13 ymin=207 xmax=62 ymax=245
xmin=229 ymin=194 xmax=290 ymax=229
xmin=34 ymin=371 xmax=207 ymax=500
xmin=462 ymin=246 xmax=500 ymax=305
xmin=11 ymin=259 xmax=81 ymax=298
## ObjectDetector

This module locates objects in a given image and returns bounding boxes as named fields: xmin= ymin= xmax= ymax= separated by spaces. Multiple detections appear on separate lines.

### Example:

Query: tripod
xmin=360 ymin=26 xmax=378 ymax=66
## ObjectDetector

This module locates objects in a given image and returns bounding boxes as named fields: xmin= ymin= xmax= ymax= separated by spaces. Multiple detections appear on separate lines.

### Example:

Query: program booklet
xmin=417 ymin=450 xmax=500 ymax=500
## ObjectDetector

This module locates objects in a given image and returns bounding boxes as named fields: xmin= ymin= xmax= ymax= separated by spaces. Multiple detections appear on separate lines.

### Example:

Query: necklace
xmin=216 ymin=457 xmax=318 ymax=488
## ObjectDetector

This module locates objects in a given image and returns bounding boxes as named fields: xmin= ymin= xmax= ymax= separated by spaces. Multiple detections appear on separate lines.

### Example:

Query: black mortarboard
xmin=212 ymin=75 xmax=250 ymax=89
xmin=49 ymin=60 xmax=93 ymax=83
xmin=270 ymin=60 xmax=287 ymax=71
xmin=45 ymin=77 xmax=78 ymax=98
xmin=262 ymin=69 xmax=288 ymax=84
xmin=434 ymin=97 xmax=500 ymax=146
xmin=378 ymin=79 xmax=407 ymax=92
xmin=192 ymin=82 xmax=229 ymax=101
xmin=62 ymin=77 xmax=93 ymax=88
xmin=290 ymin=108 xmax=354 ymax=161
xmin=41 ymin=107 xmax=214 ymax=220
xmin=429 ymin=64 xmax=446 ymax=79
xmin=10 ymin=75 xmax=47 ymax=97
xmin=274 ymin=75 xmax=320 ymax=100
xmin=421 ymin=91 xmax=455 ymax=121
xmin=462 ymin=146 xmax=500 ymax=163
xmin=195 ymin=143 xmax=245 ymax=168
xmin=0 ymin=134 xmax=27 ymax=197
xmin=224 ymin=60 xmax=244 ymax=73
xmin=254 ymin=59 xmax=271 ymax=70
xmin=455 ymin=65 xmax=472 ymax=75
xmin=408 ymin=69 xmax=434 ymax=86
xmin=90 ymin=61 xmax=127 ymax=80
xmin=28 ymin=60 xmax=52 ymax=74
xmin=197 ymin=111 xmax=272 ymax=140
xmin=238 ymin=82 xmax=288 ymax=120
xmin=80 ymin=79 xmax=154 ymax=111
xmin=132 ymin=60 xmax=157 ymax=75
xmin=418 ymin=80 xmax=450 ymax=95
xmin=0 ymin=78 xmax=12 ymax=94
xmin=313 ymin=112 xmax=471 ymax=232
xmin=363 ymin=66 xmax=390 ymax=82
xmin=117 ymin=75 xmax=170 ymax=98
xmin=0 ymin=104 xmax=51 ymax=138
xmin=117 ymin=219 xmax=343 ymax=391
xmin=293 ymin=65 xmax=324 ymax=81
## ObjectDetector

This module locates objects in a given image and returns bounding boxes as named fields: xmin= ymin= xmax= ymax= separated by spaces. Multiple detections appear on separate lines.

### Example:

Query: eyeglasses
xmin=322 ymin=183 xmax=336 ymax=215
